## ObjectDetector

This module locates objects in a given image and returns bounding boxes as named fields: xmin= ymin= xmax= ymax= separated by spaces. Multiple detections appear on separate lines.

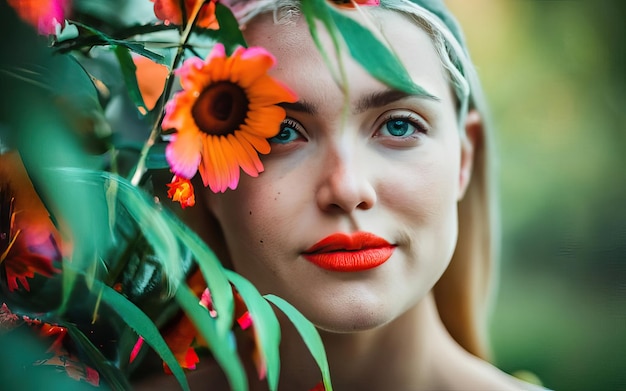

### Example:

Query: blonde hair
xmin=221 ymin=0 xmax=499 ymax=360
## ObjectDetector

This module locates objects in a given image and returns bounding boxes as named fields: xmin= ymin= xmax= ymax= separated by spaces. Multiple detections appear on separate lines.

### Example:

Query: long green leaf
xmin=66 ymin=324 xmax=133 ymax=390
xmin=226 ymin=270 xmax=281 ymax=391
xmin=99 ymin=283 xmax=190 ymax=391
xmin=302 ymin=0 xmax=434 ymax=98
xmin=80 ymin=170 xmax=183 ymax=291
xmin=113 ymin=45 xmax=147 ymax=114
xmin=175 ymin=284 xmax=248 ymax=391
xmin=68 ymin=21 xmax=165 ymax=63
xmin=300 ymin=0 xmax=345 ymax=89
xmin=166 ymin=213 xmax=235 ymax=337
xmin=328 ymin=5 xmax=435 ymax=97
xmin=264 ymin=294 xmax=333 ymax=391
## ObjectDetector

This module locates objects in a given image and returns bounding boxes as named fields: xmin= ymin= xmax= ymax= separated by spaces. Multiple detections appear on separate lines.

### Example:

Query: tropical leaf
xmin=66 ymin=323 xmax=134 ymax=390
xmin=214 ymin=3 xmax=248 ymax=53
xmin=265 ymin=294 xmax=333 ymax=391
xmin=301 ymin=0 xmax=434 ymax=97
xmin=98 ymin=283 xmax=190 ymax=391
xmin=175 ymin=284 xmax=248 ymax=391
xmin=65 ymin=21 xmax=165 ymax=63
xmin=226 ymin=270 xmax=281 ymax=391
xmin=113 ymin=45 xmax=148 ymax=114
xmin=145 ymin=142 xmax=169 ymax=170
xmin=165 ymin=211 xmax=235 ymax=336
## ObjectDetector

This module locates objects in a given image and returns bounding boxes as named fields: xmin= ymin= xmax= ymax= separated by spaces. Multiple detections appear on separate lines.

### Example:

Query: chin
xmin=296 ymin=287 xmax=406 ymax=334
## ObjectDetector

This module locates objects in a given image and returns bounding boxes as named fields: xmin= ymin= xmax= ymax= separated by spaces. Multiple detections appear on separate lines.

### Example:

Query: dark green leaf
xmin=99 ymin=283 xmax=190 ymax=391
xmin=193 ymin=3 xmax=247 ymax=55
xmin=175 ymin=285 xmax=248 ymax=391
xmin=66 ymin=324 xmax=133 ymax=390
xmin=66 ymin=21 xmax=165 ymax=63
xmin=214 ymin=3 xmax=247 ymax=53
xmin=145 ymin=142 xmax=169 ymax=169
xmin=226 ymin=270 xmax=281 ymax=391
xmin=166 ymin=213 xmax=235 ymax=336
xmin=113 ymin=45 xmax=147 ymax=114
xmin=265 ymin=295 xmax=333 ymax=391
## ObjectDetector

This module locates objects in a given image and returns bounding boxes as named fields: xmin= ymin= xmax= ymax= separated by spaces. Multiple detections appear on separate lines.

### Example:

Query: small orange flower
xmin=166 ymin=175 xmax=196 ymax=208
xmin=151 ymin=0 xmax=218 ymax=29
xmin=7 ymin=0 xmax=70 ymax=35
xmin=163 ymin=44 xmax=297 ymax=193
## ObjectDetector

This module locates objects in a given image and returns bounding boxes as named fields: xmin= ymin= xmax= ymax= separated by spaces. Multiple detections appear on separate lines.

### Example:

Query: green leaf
xmin=67 ymin=21 xmax=165 ymax=63
xmin=65 ymin=324 xmax=133 ymax=390
xmin=265 ymin=294 xmax=333 ymax=391
xmin=226 ymin=270 xmax=281 ymax=391
xmin=145 ymin=142 xmax=169 ymax=169
xmin=99 ymin=283 xmax=190 ymax=391
xmin=328 ymin=7 xmax=435 ymax=98
xmin=214 ymin=3 xmax=247 ymax=53
xmin=113 ymin=45 xmax=147 ymax=115
xmin=301 ymin=0 xmax=435 ymax=98
xmin=175 ymin=285 xmax=248 ymax=391
xmin=193 ymin=3 xmax=247 ymax=56
xmin=300 ymin=0 xmax=345 ymax=88
xmin=165 ymin=215 xmax=235 ymax=336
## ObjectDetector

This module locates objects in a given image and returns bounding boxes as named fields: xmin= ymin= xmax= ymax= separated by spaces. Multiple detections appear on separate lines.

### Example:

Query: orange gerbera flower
xmin=166 ymin=175 xmax=196 ymax=208
xmin=162 ymin=43 xmax=297 ymax=193
xmin=7 ymin=0 xmax=70 ymax=35
xmin=151 ymin=0 xmax=218 ymax=29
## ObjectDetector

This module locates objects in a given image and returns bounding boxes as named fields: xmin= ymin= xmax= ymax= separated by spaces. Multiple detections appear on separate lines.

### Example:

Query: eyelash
xmin=375 ymin=113 xmax=429 ymax=139
xmin=268 ymin=118 xmax=306 ymax=144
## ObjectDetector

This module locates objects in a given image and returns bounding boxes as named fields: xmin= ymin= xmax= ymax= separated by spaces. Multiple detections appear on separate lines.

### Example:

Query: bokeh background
xmin=446 ymin=1 xmax=626 ymax=390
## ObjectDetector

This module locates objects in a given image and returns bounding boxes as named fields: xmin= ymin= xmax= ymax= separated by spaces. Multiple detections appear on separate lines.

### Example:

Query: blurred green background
xmin=446 ymin=1 xmax=626 ymax=390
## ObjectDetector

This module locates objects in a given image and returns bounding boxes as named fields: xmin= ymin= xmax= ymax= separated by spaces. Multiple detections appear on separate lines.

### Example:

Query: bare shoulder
xmin=463 ymin=357 xmax=547 ymax=391
xmin=430 ymin=342 xmax=547 ymax=391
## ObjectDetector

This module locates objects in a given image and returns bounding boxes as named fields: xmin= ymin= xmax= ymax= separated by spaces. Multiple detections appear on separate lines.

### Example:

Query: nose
xmin=315 ymin=144 xmax=377 ymax=213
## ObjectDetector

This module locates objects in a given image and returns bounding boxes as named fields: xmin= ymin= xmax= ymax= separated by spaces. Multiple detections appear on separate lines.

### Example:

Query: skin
xmin=186 ymin=8 xmax=524 ymax=391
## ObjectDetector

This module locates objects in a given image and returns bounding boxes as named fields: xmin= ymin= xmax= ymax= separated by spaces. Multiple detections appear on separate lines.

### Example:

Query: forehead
xmin=242 ymin=7 xmax=454 ymax=108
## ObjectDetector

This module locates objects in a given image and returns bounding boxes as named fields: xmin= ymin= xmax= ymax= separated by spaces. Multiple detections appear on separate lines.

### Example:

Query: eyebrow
xmin=278 ymin=88 xmax=440 ymax=116
xmin=278 ymin=100 xmax=318 ymax=115
xmin=353 ymin=88 xmax=440 ymax=115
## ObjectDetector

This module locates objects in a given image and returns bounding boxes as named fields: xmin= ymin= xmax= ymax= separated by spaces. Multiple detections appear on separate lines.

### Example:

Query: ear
xmin=458 ymin=109 xmax=483 ymax=201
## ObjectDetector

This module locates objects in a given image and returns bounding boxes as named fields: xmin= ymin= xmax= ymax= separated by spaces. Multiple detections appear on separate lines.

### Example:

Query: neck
xmin=276 ymin=293 xmax=452 ymax=391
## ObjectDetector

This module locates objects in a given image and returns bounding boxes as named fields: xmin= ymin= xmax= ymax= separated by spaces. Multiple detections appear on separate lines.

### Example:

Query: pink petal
xmin=166 ymin=133 xmax=202 ymax=179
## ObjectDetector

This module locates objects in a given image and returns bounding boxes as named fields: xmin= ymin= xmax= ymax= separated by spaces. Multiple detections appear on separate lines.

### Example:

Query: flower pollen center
xmin=192 ymin=82 xmax=249 ymax=136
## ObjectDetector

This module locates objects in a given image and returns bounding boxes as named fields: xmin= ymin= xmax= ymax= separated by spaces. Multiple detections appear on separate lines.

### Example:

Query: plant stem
xmin=129 ymin=0 xmax=210 ymax=186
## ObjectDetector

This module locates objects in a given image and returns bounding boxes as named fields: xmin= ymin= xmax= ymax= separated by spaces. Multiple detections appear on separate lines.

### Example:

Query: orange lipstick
xmin=302 ymin=232 xmax=395 ymax=272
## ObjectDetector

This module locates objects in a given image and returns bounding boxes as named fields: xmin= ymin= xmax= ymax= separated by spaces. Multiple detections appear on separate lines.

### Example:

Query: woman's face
xmin=204 ymin=9 xmax=474 ymax=332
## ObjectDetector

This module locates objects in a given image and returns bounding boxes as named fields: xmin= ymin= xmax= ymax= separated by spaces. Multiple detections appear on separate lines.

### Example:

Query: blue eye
xmin=382 ymin=118 xmax=419 ymax=137
xmin=269 ymin=119 xmax=304 ymax=144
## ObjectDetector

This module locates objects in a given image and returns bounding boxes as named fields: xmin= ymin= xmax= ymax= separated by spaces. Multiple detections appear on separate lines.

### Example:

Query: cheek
xmin=379 ymin=146 xmax=461 ymax=222
xmin=205 ymin=174 xmax=307 ymax=282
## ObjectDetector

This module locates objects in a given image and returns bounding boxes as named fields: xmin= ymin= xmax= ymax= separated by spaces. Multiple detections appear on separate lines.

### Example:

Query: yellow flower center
xmin=192 ymin=82 xmax=249 ymax=135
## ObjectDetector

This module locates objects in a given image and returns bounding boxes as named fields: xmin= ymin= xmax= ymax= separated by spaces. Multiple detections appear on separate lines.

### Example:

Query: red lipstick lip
xmin=302 ymin=232 xmax=396 ymax=272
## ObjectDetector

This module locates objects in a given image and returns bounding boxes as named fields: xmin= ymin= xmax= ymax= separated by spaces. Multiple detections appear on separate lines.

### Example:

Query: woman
xmin=152 ymin=0 xmax=543 ymax=390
